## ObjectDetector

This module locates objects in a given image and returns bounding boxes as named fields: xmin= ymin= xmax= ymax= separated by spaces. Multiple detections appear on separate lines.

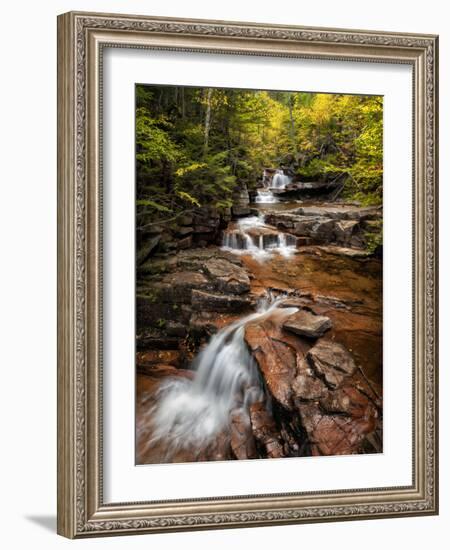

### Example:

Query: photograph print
xmin=135 ymin=84 xmax=383 ymax=465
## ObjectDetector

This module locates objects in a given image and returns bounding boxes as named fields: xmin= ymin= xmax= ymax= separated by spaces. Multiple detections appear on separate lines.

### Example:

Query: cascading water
xmin=141 ymin=297 xmax=298 ymax=459
xmin=222 ymin=216 xmax=297 ymax=260
xmin=255 ymin=189 xmax=278 ymax=204
xmin=255 ymin=169 xmax=291 ymax=203
xmin=272 ymin=169 xmax=292 ymax=189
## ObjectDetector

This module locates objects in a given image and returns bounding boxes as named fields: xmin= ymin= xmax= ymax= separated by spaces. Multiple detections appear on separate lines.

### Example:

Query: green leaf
xmin=136 ymin=200 xmax=172 ymax=212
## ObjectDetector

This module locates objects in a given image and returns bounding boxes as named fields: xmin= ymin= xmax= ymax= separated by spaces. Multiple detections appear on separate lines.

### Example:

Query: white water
xmin=143 ymin=297 xmax=298 ymax=458
xmin=222 ymin=216 xmax=297 ymax=260
xmin=255 ymin=169 xmax=291 ymax=203
xmin=255 ymin=189 xmax=278 ymax=203
xmin=272 ymin=169 xmax=292 ymax=189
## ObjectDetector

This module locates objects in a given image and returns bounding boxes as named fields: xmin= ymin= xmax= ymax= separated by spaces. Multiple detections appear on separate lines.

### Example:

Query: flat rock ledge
xmin=137 ymin=248 xmax=254 ymax=342
xmin=264 ymin=204 xmax=381 ymax=249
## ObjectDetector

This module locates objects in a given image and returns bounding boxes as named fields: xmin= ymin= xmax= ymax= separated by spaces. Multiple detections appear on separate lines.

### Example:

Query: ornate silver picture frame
xmin=57 ymin=11 xmax=438 ymax=538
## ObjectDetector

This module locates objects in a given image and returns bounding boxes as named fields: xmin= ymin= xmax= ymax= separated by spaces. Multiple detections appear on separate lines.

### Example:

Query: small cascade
xmin=222 ymin=216 xmax=297 ymax=260
xmin=143 ymin=296 xmax=298 ymax=458
xmin=255 ymin=189 xmax=278 ymax=203
xmin=255 ymin=168 xmax=292 ymax=203
xmin=272 ymin=169 xmax=292 ymax=189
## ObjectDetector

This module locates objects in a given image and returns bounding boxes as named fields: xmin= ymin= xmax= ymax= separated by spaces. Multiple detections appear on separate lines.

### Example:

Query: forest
xmin=136 ymin=84 xmax=383 ymax=226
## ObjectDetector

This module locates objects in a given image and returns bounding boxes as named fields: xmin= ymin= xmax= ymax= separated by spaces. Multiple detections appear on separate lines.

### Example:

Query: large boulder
xmin=244 ymin=315 xmax=309 ymax=409
xmin=231 ymin=184 xmax=251 ymax=217
xmin=283 ymin=309 xmax=332 ymax=338
xmin=288 ymin=338 xmax=380 ymax=456
xmin=306 ymin=340 xmax=357 ymax=388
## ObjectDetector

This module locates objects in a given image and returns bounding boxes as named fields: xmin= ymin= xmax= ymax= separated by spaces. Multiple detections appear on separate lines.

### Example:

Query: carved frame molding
xmin=57 ymin=11 xmax=438 ymax=538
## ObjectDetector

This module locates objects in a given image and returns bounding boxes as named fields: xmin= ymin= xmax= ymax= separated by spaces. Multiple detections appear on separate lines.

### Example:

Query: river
xmin=136 ymin=197 xmax=383 ymax=464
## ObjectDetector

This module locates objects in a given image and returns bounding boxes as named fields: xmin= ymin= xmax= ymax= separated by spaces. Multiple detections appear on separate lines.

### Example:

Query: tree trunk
xmin=288 ymin=94 xmax=297 ymax=155
xmin=203 ymin=88 xmax=213 ymax=155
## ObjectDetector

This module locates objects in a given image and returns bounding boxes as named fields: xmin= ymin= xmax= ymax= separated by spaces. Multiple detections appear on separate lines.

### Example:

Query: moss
xmin=364 ymin=228 xmax=383 ymax=255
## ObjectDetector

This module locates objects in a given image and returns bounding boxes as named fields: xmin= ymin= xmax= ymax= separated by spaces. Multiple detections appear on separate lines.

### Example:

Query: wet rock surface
xmin=264 ymin=203 xmax=381 ymax=248
xmin=231 ymin=183 xmax=251 ymax=217
xmin=137 ymin=248 xmax=254 ymax=334
xmin=307 ymin=340 xmax=357 ymax=388
xmin=136 ymin=202 xmax=382 ymax=465
xmin=283 ymin=309 xmax=332 ymax=338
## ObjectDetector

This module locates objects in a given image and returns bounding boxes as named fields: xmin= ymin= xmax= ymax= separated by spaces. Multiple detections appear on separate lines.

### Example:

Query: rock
xmin=177 ymin=247 xmax=243 ymax=268
xmin=245 ymin=320 xmax=301 ymax=409
xmin=232 ymin=184 xmax=250 ymax=218
xmin=138 ymin=255 xmax=178 ymax=277
xmin=176 ymin=226 xmax=193 ymax=237
xmin=179 ymin=213 xmax=194 ymax=226
xmin=136 ymin=350 xmax=182 ymax=369
xmin=249 ymin=402 xmax=284 ymax=458
xmin=264 ymin=212 xmax=295 ymax=230
xmin=189 ymin=311 xmax=219 ymax=337
xmin=334 ymin=219 xmax=361 ymax=246
xmin=189 ymin=311 xmax=242 ymax=338
xmin=230 ymin=409 xmax=258 ymax=460
xmin=271 ymin=180 xmax=339 ymax=200
xmin=136 ymin=329 xmax=183 ymax=351
xmin=232 ymin=206 xmax=252 ymax=217
xmin=317 ymin=246 xmax=370 ymax=258
xmin=191 ymin=289 xmax=252 ymax=312
xmin=245 ymin=225 xmax=289 ymax=249
xmin=295 ymin=236 xmax=312 ymax=247
xmin=193 ymin=225 xmax=215 ymax=233
xmin=203 ymin=257 xmax=250 ymax=294
xmin=165 ymin=321 xmax=187 ymax=338
xmin=136 ymin=294 xmax=189 ymax=328
xmin=137 ymin=249 xmax=252 ymax=330
xmin=136 ymin=235 xmax=161 ymax=265
xmin=294 ymin=217 xmax=336 ymax=241
xmin=263 ymin=205 xmax=381 ymax=249
xmin=161 ymin=271 xmax=212 ymax=301
xmin=306 ymin=340 xmax=357 ymax=388
xmin=136 ymin=366 xmax=194 ymax=398
xmin=295 ymin=205 xmax=381 ymax=221
xmin=195 ymin=430 xmax=232 ymax=462
xmin=297 ymin=398 xmax=379 ymax=456
xmin=292 ymin=370 xmax=328 ymax=400
xmin=320 ymin=384 xmax=375 ymax=418
xmin=177 ymin=235 xmax=193 ymax=249
xmin=283 ymin=309 xmax=332 ymax=338
xmin=222 ymin=207 xmax=232 ymax=222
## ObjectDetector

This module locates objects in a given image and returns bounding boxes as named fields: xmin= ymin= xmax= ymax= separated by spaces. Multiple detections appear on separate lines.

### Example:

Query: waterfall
xmin=142 ymin=297 xmax=298 ymax=458
xmin=222 ymin=216 xmax=297 ymax=260
xmin=255 ymin=189 xmax=278 ymax=203
xmin=255 ymin=168 xmax=291 ymax=202
xmin=272 ymin=169 xmax=292 ymax=189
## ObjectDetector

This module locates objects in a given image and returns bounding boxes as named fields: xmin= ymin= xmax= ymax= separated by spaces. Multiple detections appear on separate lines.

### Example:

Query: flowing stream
xmin=272 ymin=169 xmax=292 ymax=189
xmin=222 ymin=216 xmax=297 ymax=260
xmin=255 ymin=168 xmax=292 ymax=203
xmin=145 ymin=297 xmax=298 ymax=458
